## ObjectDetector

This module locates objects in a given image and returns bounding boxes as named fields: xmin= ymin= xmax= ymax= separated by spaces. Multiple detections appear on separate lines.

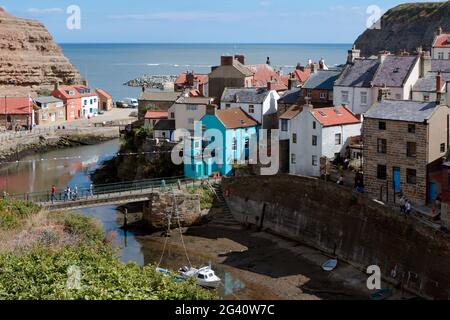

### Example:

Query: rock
xmin=354 ymin=2 xmax=450 ymax=57
xmin=0 ymin=9 xmax=83 ymax=97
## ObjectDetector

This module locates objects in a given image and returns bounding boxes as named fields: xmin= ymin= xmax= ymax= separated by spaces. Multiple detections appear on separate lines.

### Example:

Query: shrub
xmin=187 ymin=186 xmax=214 ymax=210
xmin=0 ymin=199 xmax=41 ymax=230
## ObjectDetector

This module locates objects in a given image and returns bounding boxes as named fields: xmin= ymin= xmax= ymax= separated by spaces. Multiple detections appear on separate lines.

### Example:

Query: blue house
xmin=184 ymin=108 xmax=260 ymax=179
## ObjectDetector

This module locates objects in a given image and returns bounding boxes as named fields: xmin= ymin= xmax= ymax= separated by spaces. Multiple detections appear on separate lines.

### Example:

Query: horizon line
xmin=58 ymin=42 xmax=354 ymax=45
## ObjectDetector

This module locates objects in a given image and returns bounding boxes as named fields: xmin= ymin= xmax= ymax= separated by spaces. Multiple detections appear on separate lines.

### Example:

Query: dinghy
xmin=322 ymin=259 xmax=338 ymax=271
xmin=178 ymin=266 xmax=221 ymax=289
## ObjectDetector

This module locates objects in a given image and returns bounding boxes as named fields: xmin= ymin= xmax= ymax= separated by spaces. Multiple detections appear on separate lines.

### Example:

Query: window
xmin=312 ymin=155 xmax=318 ymax=166
xmin=407 ymin=142 xmax=417 ymax=158
xmin=170 ymin=112 xmax=175 ymax=119
xmin=441 ymin=143 xmax=446 ymax=153
xmin=438 ymin=52 xmax=444 ymax=60
xmin=360 ymin=92 xmax=368 ymax=105
xmin=225 ymin=104 xmax=231 ymax=109
xmin=320 ymin=92 xmax=327 ymax=100
xmin=448 ymin=52 xmax=450 ymax=60
xmin=59 ymin=111 xmax=64 ymax=118
xmin=291 ymin=154 xmax=296 ymax=164
xmin=377 ymin=165 xmax=387 ymax=180
xmin=6 ymin=115 xmax=11 ymax=123
xmin=377 ymin=139 xmax=387 ymax=154
xmin=341 ymin=91 xmax=349 ymax=103
xmin=232 ymin=138 xmax=237 ymax=151
xmin=307 ymin=90 xmax=312 ymax=98
xmin=187 ymin=105 xmax=198 ymax=111
xmin=335 ymin=133 xmax=342 ymax=145
xmin=84 ymin=100 xmax=87 ymax=106
xmin=281 ymin=119 xmax=288 ymax=132
xmin=312 ymin=135 xmax=317 ymax=146
xmin=406 ymin=169 xmax=417 ymax=185
xmin=292 ymin=133 xmax=297 ymax=144
xmin=408 ymin=124 xmax=416 ymax=133
xmin=248 ymin=105 xmax=255 ymax=113
xmin=313 ymin=121 xmax=316 ymax=129
xmin=423 ymin=94 xmax=430 ymax=102
xmin=188 ymin=118 xmax=194 ymax=124
xmin=41 ymin=113 xmax=48 ymax=120
xmin=379 ymin=121 xmax=386 ymax=130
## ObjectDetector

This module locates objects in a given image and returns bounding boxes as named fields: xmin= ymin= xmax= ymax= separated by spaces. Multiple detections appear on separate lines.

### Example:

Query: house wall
xmin=300 ymin=88 xmax=333 ymax=107
xmin=402 ymin=58 xmax=421 ymax=100
xmin=334 ymin=86 xmax=374 ymax=115
xmin=427 ymin=105 xmax=450 ymax=162
xmin=169 ymin=103 xmax=208 ymax=133
xmin=0 ymin=114 xmax=31 ymax=130
xmin=279 ymin=118 xmax=292 ymax=140
xmin=363 ymin=118 xmax=429 ymax=205
xmin=432 ymin=47 xmax=450 ymax=60
xmin=99 ymin=96 xmax=113 ymax=111
xmin=321 ymin=123 xmax=362 ymax=159
xmin=35 ymin=101 xmax=65 ymax=125
xmin=208 ymin=65 xmax=249 ymax=100
xmin=81 ymin=96 xmax=98 ymax=118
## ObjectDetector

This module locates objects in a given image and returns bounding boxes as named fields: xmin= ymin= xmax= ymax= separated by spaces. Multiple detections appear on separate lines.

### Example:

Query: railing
xmin=7 ymin=175 xmax=221 ymax=204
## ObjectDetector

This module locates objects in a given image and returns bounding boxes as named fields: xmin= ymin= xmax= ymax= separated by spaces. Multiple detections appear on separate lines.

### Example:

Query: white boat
xmin=178 ymin=266 xmax=221 ymax=288
xmin=322 ymin=259 xmax=338 ymax=272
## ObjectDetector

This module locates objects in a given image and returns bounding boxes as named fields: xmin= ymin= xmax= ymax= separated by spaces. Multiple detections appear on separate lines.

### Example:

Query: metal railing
xmin=7 ymin=175 xmax=221 ymax=204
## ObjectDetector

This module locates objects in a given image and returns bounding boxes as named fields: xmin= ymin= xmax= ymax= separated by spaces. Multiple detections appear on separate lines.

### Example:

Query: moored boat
xmin=178 ymin=266 xmax=221 ymax=288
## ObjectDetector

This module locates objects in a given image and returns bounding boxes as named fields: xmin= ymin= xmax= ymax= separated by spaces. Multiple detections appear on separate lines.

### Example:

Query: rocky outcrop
xmin=0 ymin=8 xmax=83 ymax=96
xmin=354 ymin=2 xmax=450 ymax=57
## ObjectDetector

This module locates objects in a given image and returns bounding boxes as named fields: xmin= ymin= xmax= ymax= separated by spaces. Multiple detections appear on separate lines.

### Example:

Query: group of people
xmin=50 ymin=184 xmax=94 ymax=203
xmin=399 ymin=196 xmax=412 ymax=215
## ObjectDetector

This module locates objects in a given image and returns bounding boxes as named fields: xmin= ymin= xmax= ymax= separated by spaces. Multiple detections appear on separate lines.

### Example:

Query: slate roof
xmin=302 ymin=70 xmax=341 ymax=90
xmin=412 ymin=72 xmax=450 ymax=92
xmin=154 ymin=119 xmax=175 ymax=131
xmin=371 ymin=56 xmax=418 ymax=87
xmin=215 ymin=108 xmax=259 ymax=129
xmin=139 ymin=91 xmax=181 ymax=102
xmin=280 ymin=105 xmax=301 ymax=120
xmin=221 ymin=88 xmax=271 ymax=104
xmin=432 ymin=59 xmax=450 ymax=73
xmin=365 ymin=100 xmax=438 ymax=122
xmin=175 ymin=96 xmax=213 ymax=105
xmin=34 ymin=96 xmax=63 ymax=104
xmin=334 ymin=59 xmax=379 ymax=87
xmin=231 ymin=60 xmax=254 ymax=77
xmin=278 ymin=88 xmax=301 ymax=105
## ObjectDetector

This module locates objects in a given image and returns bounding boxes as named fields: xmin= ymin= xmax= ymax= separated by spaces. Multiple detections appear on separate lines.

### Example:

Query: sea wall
xmin=222 ymin=174 xmax=450 ymax=299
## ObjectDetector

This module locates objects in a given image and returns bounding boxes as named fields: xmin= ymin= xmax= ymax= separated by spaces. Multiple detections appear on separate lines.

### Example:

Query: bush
xmin=0 ymin=199 xmax=41 ymax=229
xmin=187 ymin=186 xmax=214 ymax=210
xmin=61 ymin=213 xmax=104 ymax=243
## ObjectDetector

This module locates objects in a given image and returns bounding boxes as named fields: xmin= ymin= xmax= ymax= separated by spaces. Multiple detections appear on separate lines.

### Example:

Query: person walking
xmin=73 ymin=185 xmax=78 ymax=201
xmin=405 ymin=200 xmax=412 ymax=215
xmin=399 ymin=196 xmax=406 ymax=213
xmin=51 ymin=185 xmax=57 ymax=204
xmin=89 ymin=183 xmax=94 ymax=197
xmin=66 ymin=186 xmax=71 ymax=201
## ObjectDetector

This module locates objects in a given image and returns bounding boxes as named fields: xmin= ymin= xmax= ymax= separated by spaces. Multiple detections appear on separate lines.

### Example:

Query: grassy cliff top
xmin=384 ymin=2 xmax=449 ymax=22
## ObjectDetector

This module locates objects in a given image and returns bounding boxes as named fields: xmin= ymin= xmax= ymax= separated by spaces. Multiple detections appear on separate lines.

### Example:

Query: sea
xmin=60 ymin=43 xmax=351 ymax=100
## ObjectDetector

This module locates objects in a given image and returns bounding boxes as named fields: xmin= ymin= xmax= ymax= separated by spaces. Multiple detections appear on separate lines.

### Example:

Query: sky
xmin=0 ymin=0 xmax=442 ymax=43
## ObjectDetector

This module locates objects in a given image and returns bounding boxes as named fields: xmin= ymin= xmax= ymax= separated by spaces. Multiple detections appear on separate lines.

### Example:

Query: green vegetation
xmin=386 ymin=2 xmax=445 ymax=22
xmin=0 ymin=199 xmax=215 ymax=300
xmin=187 ymin=185 xmax=214 ymax=210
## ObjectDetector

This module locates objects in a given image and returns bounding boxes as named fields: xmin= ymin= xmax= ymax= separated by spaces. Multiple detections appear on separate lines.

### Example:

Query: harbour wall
xmin=222 ymin=174 xmax=450 ymax=299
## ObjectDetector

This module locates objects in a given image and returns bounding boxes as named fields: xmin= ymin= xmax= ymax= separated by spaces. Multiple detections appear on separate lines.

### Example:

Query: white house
xmin=334 ymin=53 xmax=422 ymax=115
xmin=220 ymin=86 xmax=280 ymax=129
xmin=432 ymin=28 xmax=450 ymax=60
xmin=77 ymin=86 xmax=98 ymax=118
xmin=288 ymin=105 xmax=361 ymax=177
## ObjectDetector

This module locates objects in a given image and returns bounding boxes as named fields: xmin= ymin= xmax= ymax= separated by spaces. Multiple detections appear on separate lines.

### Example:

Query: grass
xmin=0 ymin=199 xmax=216 ymax=300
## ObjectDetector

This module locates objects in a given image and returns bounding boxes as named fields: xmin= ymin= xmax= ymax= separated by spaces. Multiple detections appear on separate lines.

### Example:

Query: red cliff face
xmin=0 ymin=10 xmax=83 ymax=97
xmin=354 ymin=2 xmax=450 ymax=57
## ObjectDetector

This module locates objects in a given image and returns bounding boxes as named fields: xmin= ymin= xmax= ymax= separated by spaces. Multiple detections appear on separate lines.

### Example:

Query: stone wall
xmin=222 ymin=174 xmax=450 ymax=299
xmin=142 ymin=191 xmax=202 ymax=230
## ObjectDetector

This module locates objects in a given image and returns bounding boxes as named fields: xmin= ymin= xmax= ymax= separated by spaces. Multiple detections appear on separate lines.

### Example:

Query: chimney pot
xmin=221 ymin=56 xmax=234 ymax=66
xmin=234 ymin=54 xmax=245 ymax=65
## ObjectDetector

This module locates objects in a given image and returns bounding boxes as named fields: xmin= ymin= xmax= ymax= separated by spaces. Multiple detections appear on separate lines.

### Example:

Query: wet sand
xmin=129 ymin=208 xmax=372 ymax=300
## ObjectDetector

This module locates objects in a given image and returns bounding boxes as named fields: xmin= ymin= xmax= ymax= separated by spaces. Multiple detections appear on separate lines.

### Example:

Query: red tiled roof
xmin=95 ymin=88 xmax=112 ymax=99
xmin=144 ymin=110 xmax=169 ymax=120
xmin=215 ymin=108 xmax=259 ymax=129
xmin=73 ymin=85 xmax=97 ymax=97
xmin=433 ymin=33 xmax=450 ymax=48
xmin=247 ymin=64 xmax=288 ymax=91
xmin=294 ymin=68 xmax=312 ymax=83
xmin=0 ymin=97 xmax=34 ymax=115
xmin=53 ymin=85 xmax=96 ymax=99
xmin=311 ymin=106 xmax=360 ymax=127
xmin=175 ymin=73 xmax=208 ymax=85
xmin=280 ymin=105 xmax=301 ymax=120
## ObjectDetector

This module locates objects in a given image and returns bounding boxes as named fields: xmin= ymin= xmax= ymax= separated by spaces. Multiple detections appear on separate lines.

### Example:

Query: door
xmin=429 ymin=182 xmax=437 ymax=203
xmin=392 ymin=167 xmax=401 ymax=193
xmin=51 ymin=113 xmax=56 ymax=122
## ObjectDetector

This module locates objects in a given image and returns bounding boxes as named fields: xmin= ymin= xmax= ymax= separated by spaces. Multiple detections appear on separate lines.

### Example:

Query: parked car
xmin=123 ymin=98 xmax=138 ymax=108
xmin=115 ymin=101 xmax=129 ymax=108
xmin=98 ymin=109 xmax=105 ymax=115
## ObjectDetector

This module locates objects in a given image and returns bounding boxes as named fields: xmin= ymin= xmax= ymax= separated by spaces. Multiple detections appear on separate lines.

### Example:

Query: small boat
xmin=370 ymin=288 xmax=393 ymax=301
xmin=178 ymin=266 xmax=221 ymax=289
xmin=322 ymin=259 xmax=338 ymax=272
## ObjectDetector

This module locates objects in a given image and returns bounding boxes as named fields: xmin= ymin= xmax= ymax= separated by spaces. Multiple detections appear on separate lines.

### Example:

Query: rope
xmin=172 ymin=187 xmax=193 ymax=268
xmin=156 ymin=206 xmax=172 ymax=269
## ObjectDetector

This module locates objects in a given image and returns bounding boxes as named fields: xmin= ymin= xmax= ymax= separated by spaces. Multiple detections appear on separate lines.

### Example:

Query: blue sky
xmin=0 ymin=0 xmax=440 ymax=43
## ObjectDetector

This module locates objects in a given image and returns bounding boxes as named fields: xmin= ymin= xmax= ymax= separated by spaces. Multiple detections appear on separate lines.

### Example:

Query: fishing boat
xmin=322 ymin=259 xmax=338 ymax=271
xmin=178 ymin=266 xmax=221 ymax=289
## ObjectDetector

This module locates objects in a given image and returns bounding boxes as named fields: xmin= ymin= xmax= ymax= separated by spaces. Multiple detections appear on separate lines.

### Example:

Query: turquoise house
xmin=184 ymin=108 xmax=260 ymax=179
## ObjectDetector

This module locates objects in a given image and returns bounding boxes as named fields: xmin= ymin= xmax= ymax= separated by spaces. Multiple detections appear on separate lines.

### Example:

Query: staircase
xmin=208 ymin=181 xmax=238 ymax=226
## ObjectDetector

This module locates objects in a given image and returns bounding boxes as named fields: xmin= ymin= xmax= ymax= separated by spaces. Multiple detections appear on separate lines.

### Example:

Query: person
xmin=66 ymin=186 xmax=71 ymax=201
xmin=399 ymin=196 xmax=406 ymax=213
xmin=89 ymin=184 xmax=94 ymax=197
xmin=51 ymin=185 xmax=57 ymax=203
xmin=64 ymin=188 xmax=69 ymax=202
xmin=405 ymin=200 xmax=412 ymax=215
xmin=72 ymin=185 xmax=78 ymax=201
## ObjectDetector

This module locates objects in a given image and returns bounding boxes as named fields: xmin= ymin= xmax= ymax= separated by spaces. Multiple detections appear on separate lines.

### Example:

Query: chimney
xmin=234 ymin=54 xmax=245 ymax=65
xmin=377 ymin=85 xmax=390 ymax=102
xmin=436 ymin=71 xmax=444 ymax=104
xmin=288 ymin=77 xmax=297 ymax=90
xmin=347 ymin=45 xmax=361 ymax=64
xmin=378 ymin=51 xmax=390 ymax=64
xmin=54 ymin=81 xmax=59 ymax=91
xmin=186 ymin=71 xmax=195 ymax=87
xmin=82 ymin=79 xmax=89 ymax=87
xmin=266 ymin=57 xmax=271 ymax=65
xmin=267 ymin=81 xmax=273 ymax=91
xmin=319 ymin=58 xmax=325 ymax=70
xmin=420 ymin=51 xmax=432 ymax=78
xmin=437 ymin=26 xmax=443 ymax=36
xmin=221 ymin=55 xmax=234 ymax=66
xmin=206 ymin=104 xmax=217 ymax=115
xmin=311 ymin=63 xmax=319 ymax=74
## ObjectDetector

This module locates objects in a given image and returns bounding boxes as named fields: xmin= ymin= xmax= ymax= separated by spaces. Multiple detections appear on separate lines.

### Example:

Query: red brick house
xmin=0 ymin=97 xmax=36 ymax=130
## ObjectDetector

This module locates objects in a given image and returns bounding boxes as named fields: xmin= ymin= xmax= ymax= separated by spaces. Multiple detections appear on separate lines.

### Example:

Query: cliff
xmin=0 ymin=8 xmax=83 ymax=96
xmin=354 ymin=1 xmax=450 ymax=57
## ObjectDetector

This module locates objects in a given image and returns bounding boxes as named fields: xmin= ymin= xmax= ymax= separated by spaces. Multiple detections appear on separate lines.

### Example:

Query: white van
xmin=123 ymin=98 xmax=138 ymax=108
